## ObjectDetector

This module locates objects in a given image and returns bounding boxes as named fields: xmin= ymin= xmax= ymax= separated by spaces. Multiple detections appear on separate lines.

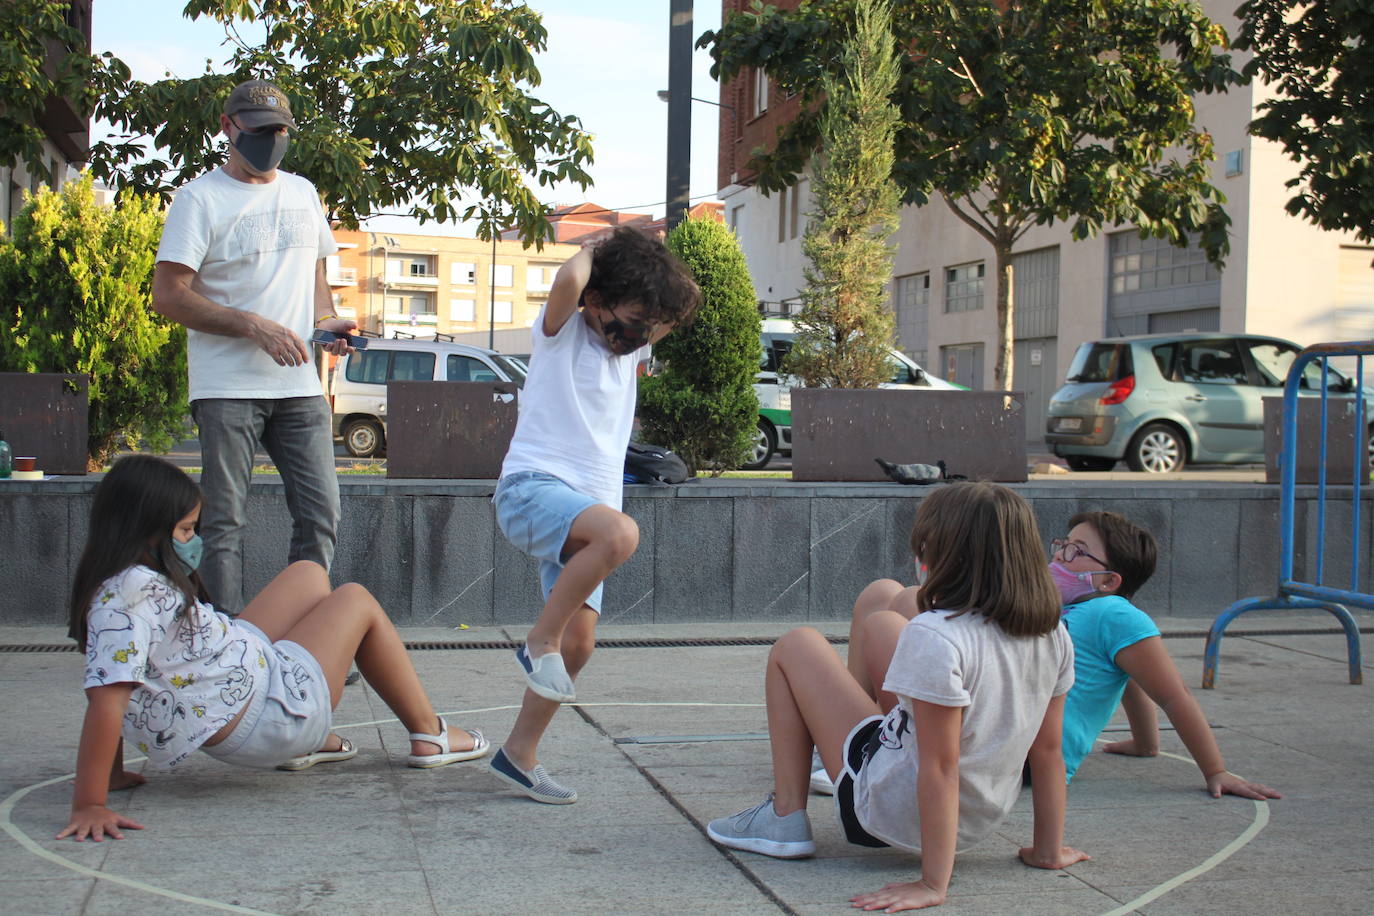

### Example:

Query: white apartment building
xmin=715 ymin=0 xmax=1373 ymax=439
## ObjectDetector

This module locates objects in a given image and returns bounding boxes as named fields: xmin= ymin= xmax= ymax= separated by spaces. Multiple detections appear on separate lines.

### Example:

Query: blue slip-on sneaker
xmin=514 ymin=644 xmax=576 ymax=703
xmin=488 ymin=747 xmax=578 ymax=805
xmin=707 ymin=793 xmax=815 ymax=858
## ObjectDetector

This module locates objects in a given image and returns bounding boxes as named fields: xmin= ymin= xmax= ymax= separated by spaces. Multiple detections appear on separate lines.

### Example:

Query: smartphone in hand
xmin=310 ymin=329 xmax=368 ymax=349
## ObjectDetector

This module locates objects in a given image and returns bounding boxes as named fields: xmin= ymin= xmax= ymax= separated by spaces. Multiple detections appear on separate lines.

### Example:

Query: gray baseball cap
xmin=224 ymin=79 xmax=297 ymax=130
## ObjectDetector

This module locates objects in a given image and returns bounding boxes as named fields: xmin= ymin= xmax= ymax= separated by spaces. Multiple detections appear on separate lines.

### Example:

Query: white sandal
xmin=406 ymin=715 xmax=491 ymax=768
xmin=277 ymin=735 xmax=357 ymax=771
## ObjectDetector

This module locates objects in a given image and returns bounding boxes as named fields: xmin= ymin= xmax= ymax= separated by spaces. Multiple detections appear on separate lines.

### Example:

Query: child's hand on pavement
xmin=850 ymin=879 xmax=947 ymax=912
xmin=1206 ymin=770 xmax=1281 ymax=800
xmin=1019 ymin=846 xmax=1091 ymax=869
xmin=57 ymin=805 xmax=144 ymax=842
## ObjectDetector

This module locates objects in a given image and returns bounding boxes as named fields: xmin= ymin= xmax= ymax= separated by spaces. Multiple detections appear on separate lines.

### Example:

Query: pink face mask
xmin=1049 ymin=561 xmax=1108 ymax=607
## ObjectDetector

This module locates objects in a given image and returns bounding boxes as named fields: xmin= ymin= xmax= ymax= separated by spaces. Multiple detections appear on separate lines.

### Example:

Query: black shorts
xmin=834 ymin=715 xmax=891 ymax=849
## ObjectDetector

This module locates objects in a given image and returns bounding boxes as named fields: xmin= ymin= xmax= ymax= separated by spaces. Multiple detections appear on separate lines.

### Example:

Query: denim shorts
xmin=200 ymin=621 xmax=333 ymax=769
xmin=493 ymin=471 xmax=604 ymax=613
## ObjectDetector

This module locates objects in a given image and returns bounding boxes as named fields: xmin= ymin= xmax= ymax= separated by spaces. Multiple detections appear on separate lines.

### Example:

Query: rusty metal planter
xmin=385 ymin=381 xmax=518 ymax=479
xmin=0 ymin=373 xmax=89 ymax=475
xmin=791 ymin=388 xmax=1028 ymax=482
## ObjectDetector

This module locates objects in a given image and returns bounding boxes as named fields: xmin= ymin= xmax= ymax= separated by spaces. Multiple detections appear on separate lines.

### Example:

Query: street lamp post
xmin=665 ymin=0 xmax=693 ymax=232
xmin=489 ymin=208 xmax=498 ymax=351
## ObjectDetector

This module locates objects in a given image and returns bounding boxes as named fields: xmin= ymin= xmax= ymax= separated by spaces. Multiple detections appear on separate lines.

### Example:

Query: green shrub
xmin=0 ymin=174 xmax=188 ymax=468
xmin=640 ymin=217 xmax=762 ymax=475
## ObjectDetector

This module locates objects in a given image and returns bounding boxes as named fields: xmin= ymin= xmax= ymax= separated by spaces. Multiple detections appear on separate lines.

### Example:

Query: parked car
xmin=331 ymin=339 xmax=527 ymax=458
xmin=1045 ymin=332 xmax=1370 ymax=473
xmin=746 ymin=319 xmax=964 ymax=469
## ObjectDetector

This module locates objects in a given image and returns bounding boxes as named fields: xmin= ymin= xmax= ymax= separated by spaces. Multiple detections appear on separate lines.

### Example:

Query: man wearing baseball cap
xmin=151 ymin=78 xmax=354 ymax=615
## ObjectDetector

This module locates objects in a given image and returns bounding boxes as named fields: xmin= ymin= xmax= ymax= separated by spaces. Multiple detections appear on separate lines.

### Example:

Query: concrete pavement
xmin=1 ymin=614 xmax=1370 ymax=915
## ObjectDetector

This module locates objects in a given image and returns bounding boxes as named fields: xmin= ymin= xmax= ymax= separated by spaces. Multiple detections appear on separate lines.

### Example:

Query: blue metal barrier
xmin=1202 ymin=340 xmax=1368 ymax=688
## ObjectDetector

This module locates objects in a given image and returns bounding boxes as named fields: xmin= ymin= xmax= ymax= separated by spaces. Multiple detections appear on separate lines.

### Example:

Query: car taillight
xmin=1100 ymin=375 xmax=1135 ymax=405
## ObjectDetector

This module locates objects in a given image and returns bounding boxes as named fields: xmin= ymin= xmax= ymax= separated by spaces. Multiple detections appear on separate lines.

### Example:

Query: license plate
xmin=1056 ymin=417 xmax=1083 ymax=432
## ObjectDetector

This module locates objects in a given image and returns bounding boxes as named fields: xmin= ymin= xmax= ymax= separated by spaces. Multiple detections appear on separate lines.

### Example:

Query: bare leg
xmin=237 ymin=561 xmax=332 ymax=641
xmin=282 ymin=583 xmax=478 ymax=757
xmin=504 ymin=607 xmax=598 ymax=770
xmin=860 ymin=611 xmax=910 ymax=713
xmin=766 ymin=627 xmax=882 ymax=816
xmin=525 ymin=506 xmax=636 ymax=658
xmin=846 ymin=579 xmax=916 ymax=697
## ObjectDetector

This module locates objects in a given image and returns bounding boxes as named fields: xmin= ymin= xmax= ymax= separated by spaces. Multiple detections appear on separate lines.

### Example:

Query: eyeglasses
xmin=1051 ymin=538 xmax=1109 ymax=567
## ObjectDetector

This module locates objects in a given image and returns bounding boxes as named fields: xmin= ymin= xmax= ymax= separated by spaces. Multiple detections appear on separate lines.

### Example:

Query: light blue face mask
xmin=171 ymin=533 xmax=203 ymax=575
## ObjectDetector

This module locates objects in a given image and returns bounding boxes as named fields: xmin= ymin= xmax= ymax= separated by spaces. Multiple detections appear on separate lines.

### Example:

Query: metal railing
xmin=1203 ymin=340 xmax=1369 ymax=687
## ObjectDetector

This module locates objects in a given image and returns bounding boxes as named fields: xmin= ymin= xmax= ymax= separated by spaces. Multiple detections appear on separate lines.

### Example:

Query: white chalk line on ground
xmin=1091 ymin=741 xmax=1272 ymax=915
xmin=0 ymin=708 xmax=1268 ymax=915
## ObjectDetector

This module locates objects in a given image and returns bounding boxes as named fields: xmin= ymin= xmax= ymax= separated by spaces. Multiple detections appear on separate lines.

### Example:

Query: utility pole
xmin=665 ymin=0 xmax=693 ymax=232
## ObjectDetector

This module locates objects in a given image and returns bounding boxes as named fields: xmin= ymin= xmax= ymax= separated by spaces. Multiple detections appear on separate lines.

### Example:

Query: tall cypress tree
xmin=786 ymin=0 xmax=900 ymax=390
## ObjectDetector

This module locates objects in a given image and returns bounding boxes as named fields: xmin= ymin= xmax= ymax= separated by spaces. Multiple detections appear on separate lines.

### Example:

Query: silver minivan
xmin=1045 ymin=332 xmax=1368 ymax=472
xmin=331 ymin=339 xmax=526 ymax=457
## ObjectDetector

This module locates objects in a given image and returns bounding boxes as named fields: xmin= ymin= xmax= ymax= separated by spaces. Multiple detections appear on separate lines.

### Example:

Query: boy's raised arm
xmin=542 ymin=246 xmax=595 ymax=337
xmin=1115 ymin=637 xmax=1281 ymax=800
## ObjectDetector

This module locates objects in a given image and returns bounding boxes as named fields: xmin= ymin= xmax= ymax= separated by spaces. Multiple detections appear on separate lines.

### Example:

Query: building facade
xmin=1 ymin=0 xmax=92 ymax=231
xmin=329 ymin=229 xmax=581 ymax=345
xmin=714 ymin=0 xmax=1373 ymax=438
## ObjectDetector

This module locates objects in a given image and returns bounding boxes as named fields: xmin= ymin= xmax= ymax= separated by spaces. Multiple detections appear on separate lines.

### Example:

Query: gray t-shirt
xmin=854 ymin=609 xmax=1075 ymax=852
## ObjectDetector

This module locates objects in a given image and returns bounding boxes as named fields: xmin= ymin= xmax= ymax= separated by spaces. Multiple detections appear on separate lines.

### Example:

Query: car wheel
xmin=343 ymin=418 xmax=385 ymax=458
xmin=742 ymin=420 xmax=777 ymax=470
xmin=1126 ymin=423 xmax=1185 ymax=473
xmin=1065 ymin=456 xmax=1117 ymax=472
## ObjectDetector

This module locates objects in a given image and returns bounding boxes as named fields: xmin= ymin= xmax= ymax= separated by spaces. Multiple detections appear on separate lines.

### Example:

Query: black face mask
xmin=600 ymin=316 xmax=652 ymax=355
xmin=233 ymin=124 xmax=289 ymax=173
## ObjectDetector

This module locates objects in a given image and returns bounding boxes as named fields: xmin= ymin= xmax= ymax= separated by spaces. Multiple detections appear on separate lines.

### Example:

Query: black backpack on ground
xmin=624 ymin=442 xmax=691 ymax=485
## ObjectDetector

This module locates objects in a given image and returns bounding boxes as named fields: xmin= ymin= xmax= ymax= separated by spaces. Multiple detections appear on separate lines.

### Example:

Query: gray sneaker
xmin=707 ymin=793 xmax=815 ymax=858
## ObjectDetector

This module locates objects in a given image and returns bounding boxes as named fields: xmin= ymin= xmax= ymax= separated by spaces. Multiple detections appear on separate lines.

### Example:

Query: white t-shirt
xmin=156 ymin=167 xmax=338 ymax=401
xmin=499 ymin=305 xmax=649 ymax=509
xmin=82 ymin=565 xmax=320 ymax=769
xmin=854 ymin=609 xmax=1075 ymax=852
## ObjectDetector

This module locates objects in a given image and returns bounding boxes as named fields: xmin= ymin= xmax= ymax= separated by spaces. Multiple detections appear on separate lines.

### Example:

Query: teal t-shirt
xmin=1061 ymin=594 xmax=1160 ymax=781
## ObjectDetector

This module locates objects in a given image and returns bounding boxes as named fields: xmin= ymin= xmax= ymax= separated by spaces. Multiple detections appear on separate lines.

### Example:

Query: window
xmin=944 ymin=263 xmax=985 ymax=313
xmin=452 ymin=299 xmax=476 ymax=322
xmin=526 ymin=265 xmax=554 ymax=290
xmin=345 ymin=350 xmax=390 ymax=385
xmin=409 ymin=261 xmax=430 ymax=277
xmin=895 ymin=273 xmax=931 ymax=366
xmin=752 ymin=67 xmax=769 ymax=117
xmin=1110 ymin=232 xmax=1218 ymax=294
xmin=390 ymin=351 xmax=436 ymax=381
xmin=491 ymin=263 xmax=513 ymax=287
xmin=451 ymin=262 xmax=476 ymax=285
xmin=447 ymin=355 xmax=500 ymax=382
xmin=777 ymin=187 xmax=787 ymax=243
xmin=1225 ymin=149 xmax=1244 ymax=177
xmin=492 ymin=300 xmax=513 ymax=324
xmin=1177 ymin=340 xmax=1247 ymax=385
xmin=1151 ymin=343 xmax=1177 ymax=379
xmin=790 ymin=180 xmax=804 ymax=239
xmin=729 ymin=205 xmax=744 ymax=233
xmin=1066 ymin=343 xmax=1133 ymax=383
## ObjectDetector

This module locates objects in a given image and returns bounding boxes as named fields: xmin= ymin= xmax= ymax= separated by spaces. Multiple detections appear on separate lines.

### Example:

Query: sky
xmin=90 ymin=0 xmax=726 ymax=233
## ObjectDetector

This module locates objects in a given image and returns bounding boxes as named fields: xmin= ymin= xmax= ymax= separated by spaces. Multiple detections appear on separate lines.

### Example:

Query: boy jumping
xmin=487 ymin=228 xmax=699 ymax=804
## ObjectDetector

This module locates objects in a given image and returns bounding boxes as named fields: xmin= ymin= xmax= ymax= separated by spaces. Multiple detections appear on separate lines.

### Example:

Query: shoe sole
xmin=514 ymin=649 xmax=576 ymax=703
xmin=706 ymin=824 xmax=815 ymax=859
xmin=488 ymin=758 xmax=578 ymax=805
xmin=275 ymin=751 xmax=358 ymax=772
xmin=407 ymin=742 xmax=493 ymax=768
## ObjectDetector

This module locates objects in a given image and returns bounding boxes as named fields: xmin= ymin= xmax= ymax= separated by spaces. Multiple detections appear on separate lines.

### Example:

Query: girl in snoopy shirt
xmin=59 ymin=455 xmax=489 ymax=842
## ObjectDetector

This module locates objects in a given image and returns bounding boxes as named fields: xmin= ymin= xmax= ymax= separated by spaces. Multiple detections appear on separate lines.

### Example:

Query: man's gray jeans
xmin=191 ymin=396 xmax=340 ymax=615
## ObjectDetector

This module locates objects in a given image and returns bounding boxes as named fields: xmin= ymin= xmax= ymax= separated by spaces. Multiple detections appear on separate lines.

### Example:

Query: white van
xmin=747 ymin=319 xmax=963 ymax=469
xmin=330 ymin=338 xmax=527 ymax=457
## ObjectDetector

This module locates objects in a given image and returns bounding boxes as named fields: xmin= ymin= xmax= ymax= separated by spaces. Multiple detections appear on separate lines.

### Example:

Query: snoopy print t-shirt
xmin=83 ymin=565 xmax=319 ymax=769
xmin=852 ymin=609 xmax=1075 ymax=852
